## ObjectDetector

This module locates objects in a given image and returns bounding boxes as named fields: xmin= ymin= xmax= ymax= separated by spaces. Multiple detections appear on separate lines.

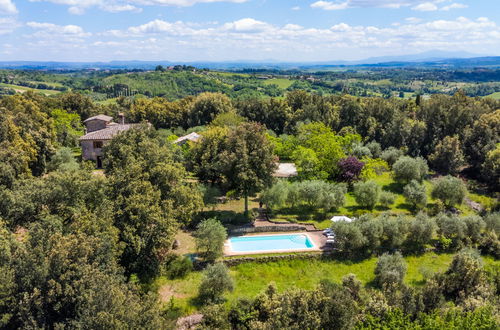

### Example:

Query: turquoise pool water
xmin=229 ymin=234 xmax=314 ymax=253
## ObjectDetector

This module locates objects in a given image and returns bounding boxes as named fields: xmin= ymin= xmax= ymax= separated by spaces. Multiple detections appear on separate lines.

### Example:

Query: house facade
xmin=79 ymin=113 xmax=135 ymax=168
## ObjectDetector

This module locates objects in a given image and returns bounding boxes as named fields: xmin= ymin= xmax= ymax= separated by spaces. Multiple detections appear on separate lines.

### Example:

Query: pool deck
xmin=224 ymin=231 xmax=328 ymax=256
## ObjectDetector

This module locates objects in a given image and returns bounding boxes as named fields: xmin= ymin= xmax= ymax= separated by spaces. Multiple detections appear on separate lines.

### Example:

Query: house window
xmin=93 ymin=141 xmax=103 ymax=149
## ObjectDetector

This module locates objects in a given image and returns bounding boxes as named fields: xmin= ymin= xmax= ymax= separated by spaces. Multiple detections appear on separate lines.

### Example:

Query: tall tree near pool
xmin=103 ymin=126 xmax=203 ymax=277
xmin=221 ymin=122 xmax=277 ymax=216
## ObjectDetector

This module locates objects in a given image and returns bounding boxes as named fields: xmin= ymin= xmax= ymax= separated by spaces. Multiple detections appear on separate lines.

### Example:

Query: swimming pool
xmin=228 ymin=234 xmax=315 ymax=253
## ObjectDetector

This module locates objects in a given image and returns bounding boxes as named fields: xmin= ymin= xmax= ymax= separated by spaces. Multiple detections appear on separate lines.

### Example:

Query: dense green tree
xmin=481 ymin=144 xmax=500 ymax=190
xmin=190 ymin=126 xmax=229 ymax=185
xmin=50 ymin=108 xmax=83 ymax=147
xmin=220 ymin=122 xmax=277 ymax=215
xmin=431 ymin=175 xmax=467 ymax=208
xmin=103 ymin=126 xmax=202 ymax=277
xmin=195 ymin=218 xmax=227 ymax=262
xmin=0 ymin=94 xmax=57 ymax=182
xmin=429 ymin=135 xmax=465 ymax=175
xmin=57 ymin=92 xmax=97 ymax=119
xmin=189 ymin=92 xmax=233 ymax=127
xmin=0 ymin=219 xmax=164 ymax=329
xmin=464 ymin=110 xmax=500 ymax=171
xmin=353 ymin=180 xmax=381 ymax=210
xmin=291 ymin=146 xmax=327 ymax=180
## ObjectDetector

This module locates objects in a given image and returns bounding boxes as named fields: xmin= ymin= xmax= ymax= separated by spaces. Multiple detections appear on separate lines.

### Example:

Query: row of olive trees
xmin=352 ymin=175 xmax=468 ymax=211
xmin=331 ymin=212 xmax=499 ymax=257
xmin=260 ymin=180 xmax=347 ymax=211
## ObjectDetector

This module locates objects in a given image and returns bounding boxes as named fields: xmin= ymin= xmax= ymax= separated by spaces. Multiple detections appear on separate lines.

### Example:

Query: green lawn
xmin=0 ymin=83 xmax=61 ymax=95
xmin=263 ymin=78 xmax=294 ymax=89
xmin=154 ymin=252 xmax=500 ymax=316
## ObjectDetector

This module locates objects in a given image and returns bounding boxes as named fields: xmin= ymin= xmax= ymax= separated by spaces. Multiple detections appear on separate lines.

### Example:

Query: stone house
xmin=79 ymin=113 xmax=136 ymax=168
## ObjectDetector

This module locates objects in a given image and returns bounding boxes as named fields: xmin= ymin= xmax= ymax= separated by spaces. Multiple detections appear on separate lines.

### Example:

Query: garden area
xmin=154 ymin=252 xmax=500 ymax=318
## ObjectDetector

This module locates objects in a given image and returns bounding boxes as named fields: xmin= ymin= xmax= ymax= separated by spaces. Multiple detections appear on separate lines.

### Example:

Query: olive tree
xmin=198 ymin=263 xmax=234 ymax=304
xmin=403 ymin=180 xmax=428 ymax=210
xmin=374 ymin=252 xmax=407 ymax=288
xmin=431 ymin=176 xmax=467 ymax=208
xmin=393 ymin=156 xmax=428 ymax=184
xmin=195 ymin=218 xmax=227 ymax=262
xmin=353 ymin=180 xmax=381 ymax=210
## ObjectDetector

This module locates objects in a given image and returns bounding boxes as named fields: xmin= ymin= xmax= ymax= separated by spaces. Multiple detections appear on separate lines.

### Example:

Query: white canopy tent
xmin=331 ymin=216 xmax=353 ymax=222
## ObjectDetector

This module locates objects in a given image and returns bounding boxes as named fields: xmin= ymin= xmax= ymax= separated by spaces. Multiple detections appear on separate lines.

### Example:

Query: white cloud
xmin=441 ymin=3 xmax=467 ymax=11
xmin=223 ymin=18 xmax=272 ymax=32
xmin=0 ymin=0 xmax=18 ymax=14
xmin=0 ymin=17 xmax=19 ymax=34
xmin=9 ymin=15 xmax=500 ymax=61
xmin=291 ymin=6 xmax=300 ymax=10
xmin=102 ymin=4 xmax=142 ymax=12
xmin=412 ymin=2 xmax=438 ymax=11
xmin=311 ymin=1 xmax=349 ymax=10
xmin=29 ymin=0 xmax=248 ymax=14
xmin=405 ymin=17 xmax=422 ymax=23
xmin=27 ymin=21 xmax=91 ymax=37
xmin=311 ymin=0 xmax=451 ymax=11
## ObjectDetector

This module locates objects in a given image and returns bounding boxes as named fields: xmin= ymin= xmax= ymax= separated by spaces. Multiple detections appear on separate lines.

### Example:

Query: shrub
xmin=483 ymin=212 xmax=500 ymax=236
xmin=195 ymin=218 xmax=227 ymax=262
xmin=352 ymin=145 xmax=372 ymax=159
xmin=198 ymin=263 xmax=234 ymax=304
xmin=381 ymin=147 xmax=404 ymax=166
xmin=393 ymin=156 xmax=428 ymax=184
xmin=431 ymin=176 xmax=467 ymax=208
xmin=47 ymin=147 xmax=79 ymax=172
xmin=360 ymin=158 xmax=390 ymax=180
xmin=403 ymin=180 xmax=427 ymax=210
xmin=462 ymin=216 xmax=486 ymax=244
xmin=379 ymin=191 xmax=396 ymax=208
xmin=166 ymin=256 xmax=193 ymax=279
xmin=353 ymin=180 xmax=381 ymax=210
xmin=365 ymin=141 xmax=382 ymax=158
xmin=374 ymin=252 xmax=407 ymax=288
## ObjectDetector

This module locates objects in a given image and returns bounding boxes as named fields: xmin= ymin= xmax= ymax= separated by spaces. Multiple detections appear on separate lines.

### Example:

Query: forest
xmin=0 ymin=72 xmax=499 ymax=328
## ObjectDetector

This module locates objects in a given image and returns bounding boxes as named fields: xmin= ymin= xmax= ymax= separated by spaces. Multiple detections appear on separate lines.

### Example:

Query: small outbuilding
xmin=174 ymin=132 xmax=201 ymax=146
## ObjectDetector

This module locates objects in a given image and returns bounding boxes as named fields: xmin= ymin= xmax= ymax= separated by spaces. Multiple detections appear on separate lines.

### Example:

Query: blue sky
xmin=0 ymin=0 xmax=499 ymax=61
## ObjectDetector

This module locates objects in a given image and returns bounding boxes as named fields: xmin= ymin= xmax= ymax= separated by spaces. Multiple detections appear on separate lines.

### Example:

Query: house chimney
xmin=118 ymin=112 xmax=125 ymax=125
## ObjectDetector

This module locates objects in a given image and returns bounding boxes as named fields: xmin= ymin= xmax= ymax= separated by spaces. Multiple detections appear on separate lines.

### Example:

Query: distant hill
xmin=0 ymin=54 xmax=499 ymax=71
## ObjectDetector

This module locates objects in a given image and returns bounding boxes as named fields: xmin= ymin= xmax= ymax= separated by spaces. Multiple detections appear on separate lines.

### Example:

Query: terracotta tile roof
xmin=83 ymin=114 xmax=113 ymax=123
xmin=79 ymin=124 xmax=136 ymax=141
